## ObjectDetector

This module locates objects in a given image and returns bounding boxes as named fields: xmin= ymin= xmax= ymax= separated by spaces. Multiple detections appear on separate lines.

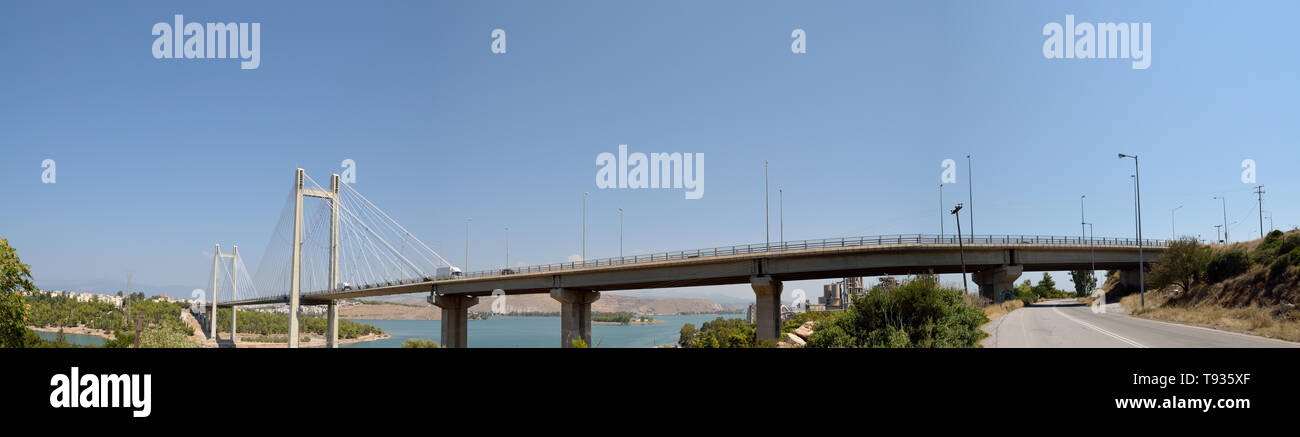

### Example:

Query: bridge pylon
xmin=209 ymin=244 xmax=238 ymax=341
xmin=288 ymin=168 xmax=342 ymax=348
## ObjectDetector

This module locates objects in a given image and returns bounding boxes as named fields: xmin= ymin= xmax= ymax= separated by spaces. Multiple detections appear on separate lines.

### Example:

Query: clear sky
xmin=2 ymin=1 xmax=1297 ymax=302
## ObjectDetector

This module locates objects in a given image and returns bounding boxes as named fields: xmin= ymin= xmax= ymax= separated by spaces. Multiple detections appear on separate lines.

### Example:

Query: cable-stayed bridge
xmin=200 ymin=168 xmax=1169 ymax=348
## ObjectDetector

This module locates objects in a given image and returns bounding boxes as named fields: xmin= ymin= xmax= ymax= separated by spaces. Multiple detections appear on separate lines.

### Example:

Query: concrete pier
xmin=750 ymin=276 xmax=783 ymax=341
xmin=431 ymin=294 xmax=478 ymax=348
xmin=550 ymin=288 xmax=600 ymax=348
xmin=973 ymin=265 xmax=1023 ymax=302
xmin=326 ymin=301 xmax=339 ymax=348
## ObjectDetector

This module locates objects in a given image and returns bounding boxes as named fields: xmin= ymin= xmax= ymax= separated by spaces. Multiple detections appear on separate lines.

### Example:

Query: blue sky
xmin=2 ymin=1 xmax=1297 ymax=302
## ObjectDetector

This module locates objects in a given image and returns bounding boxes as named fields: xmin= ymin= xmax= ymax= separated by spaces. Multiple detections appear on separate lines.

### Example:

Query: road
xmin=981 ymin=299 xmax=1300 ymax=348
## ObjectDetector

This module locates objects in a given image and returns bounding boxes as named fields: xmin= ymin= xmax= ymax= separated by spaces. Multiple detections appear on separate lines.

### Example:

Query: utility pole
xmin=1214 ymin=224 xmax=1223 ymax=244
xmin=1255 ymin=185 xmax=1265 ymax=239
xmin=951 ymin=203 xmax=968 ymax=295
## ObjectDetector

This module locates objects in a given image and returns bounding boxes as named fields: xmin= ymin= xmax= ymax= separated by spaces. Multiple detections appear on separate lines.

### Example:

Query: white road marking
xmin=1052 ymin=306 xmax=1146 ymax=348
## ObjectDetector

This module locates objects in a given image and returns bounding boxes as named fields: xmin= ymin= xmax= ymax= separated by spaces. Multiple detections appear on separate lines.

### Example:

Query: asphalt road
xmin=981 ymin=299 xmax=1300 ymax=348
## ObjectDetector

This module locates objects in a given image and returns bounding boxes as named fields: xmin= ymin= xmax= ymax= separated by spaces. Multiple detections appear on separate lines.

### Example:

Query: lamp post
xmin=1085 ymin=222 xmax=1095 ymax=295
xmin=465 ymin=218 xmax=471 ymax=273
xmin=504 ymin=226 xmax=509 ymax=269
xmin=618 ymin=208 xmax=623 ymax=258
xmin=764 ymin=160 xmax=770 ymax=251
xmin=582 ymin=192 xmax=588 ymax=263
xmin=951 ymin=203 xmax=968 ymax=295
xmin=779 ymin=188 xmax=784 ymax=248
xmin=1118 ymin=153 xmax=1144 ymax=307
xmin=1080 ymin=194 xmax=1086 ymax=242
xmin=1171 ymin=205 xmax=1183 ymax=239
xmin=1213 ymin=196 xmax=1228 ymax=243
xmin=967 ymin=155 xmax=974 ymax=237
xmin=939 ymin=184 xmax=945 ymax=239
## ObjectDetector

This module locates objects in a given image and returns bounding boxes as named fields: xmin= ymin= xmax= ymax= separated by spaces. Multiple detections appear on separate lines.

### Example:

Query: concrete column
xmin=751 ymin=276 xmax=783 ymax=341
xmin=973 ymin=265 xmax=1023 ymax=303
xmin=550 ymin=288 xmax=600 ymax=348
xmin=1117 ymin=268 xmax=1144 ymax=295
xmin=431 ymin=294 xmax=479 ymax=348
xmin=325 ymin=301 xmax=339 ymax=348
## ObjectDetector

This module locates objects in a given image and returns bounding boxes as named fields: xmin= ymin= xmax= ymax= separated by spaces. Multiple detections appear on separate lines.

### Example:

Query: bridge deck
xmin=219 ymin=235 xmax=1165 ymax=307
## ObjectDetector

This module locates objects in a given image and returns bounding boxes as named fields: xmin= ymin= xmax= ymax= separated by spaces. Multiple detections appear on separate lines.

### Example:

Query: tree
xmin=401 ymin=338 xmax=440 ymax=348
xmin=1147 ymin=237 xmax=1211 ymax=292
xmin=1069 ymin=270 xmax=1098 ymax=296
xmin=0 ymin=239 xmax=36 ymax=348
xmin=678 ymin=323 xmax=698 ymax=347
xmin=1032 ymin=272 xmax=1058 ymax=299
xmin=804 ymin=275 xmax=988 ymax=348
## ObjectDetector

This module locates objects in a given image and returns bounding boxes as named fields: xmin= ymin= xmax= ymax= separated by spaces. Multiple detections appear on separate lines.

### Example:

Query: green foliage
xmin=1033 ymin=272 xmax=1058 ymax=299
xmin=138 ymin=326 xmax=197 ymax=348
xmin=102 ymin=331 xmax=137 ymax=348
xmin=592 ymin=312 xmax=636 ymax=324
xmin=570 ymin=338 xmax=588 ymax=348
xmin=1206 ymin=250 xmax=1251 ymax=283
xmin=678 ymin=323 xmax=699 ymax=347
xmin=781 ymin=310 xmax=838 ymax=335
xmin=1147 ymin=237 xmax=1212 ymax=292
xmin=401 ymin=338 xmax=440 ymax=348
xmin=1069 ymin=270 xmax=1098 ymax=296
xmin=26 ymin=293 xmax=192 ymax=338
xmin=0 ymin=239 xmax=36 ymax=348
xmin=804 ymin=275 xmax=988 ymax=348
xmin=679 ymin=317 xmax=764 ymax=348
xmin=215 ymin=308 xmax=382 ymax=339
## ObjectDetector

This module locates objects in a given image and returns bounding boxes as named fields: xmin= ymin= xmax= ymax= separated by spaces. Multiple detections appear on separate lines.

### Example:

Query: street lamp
xmin=764 ymin=160 xmax=770 ymax=251
xmin=951 ymin=203 xmax=968 ymax=295
xmin=1171 ymin=205 xmax=1183 ymax=239
xmin=939 ymin=183 xmax=945 ymax=239
xmin=582 ymin=192 xmax=588 ymax=263
xmin=465 ymin=218 xmax=471 ymax=273
xmin=779 ymin=188 xmax=784 ymax=248
xmin=618 ymin=208 xmax=623 ymax=258
xmin=1213 ymin=196 xmax=1228 ymax=243
xmin=504 ymin=226 xmax=509 ymax=269
xmin=1080 ymin=194 xmax=1086 ymax=242
xmin=967 ymin=154 xmax=974 ymax=237
xmin=1118 ymin=153 xmax=1145 ymax=307
xmin=1085 ymin=222 xmax=1095 ymax=295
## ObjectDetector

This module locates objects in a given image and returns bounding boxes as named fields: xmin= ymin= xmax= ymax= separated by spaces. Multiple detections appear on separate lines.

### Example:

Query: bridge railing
xmin=457 ymin=234 xmax=1168 ymax=279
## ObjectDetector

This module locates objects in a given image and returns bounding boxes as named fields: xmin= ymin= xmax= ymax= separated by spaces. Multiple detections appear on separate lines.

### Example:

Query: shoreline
xmin=29 ymin=325 xmax=115 ymax=340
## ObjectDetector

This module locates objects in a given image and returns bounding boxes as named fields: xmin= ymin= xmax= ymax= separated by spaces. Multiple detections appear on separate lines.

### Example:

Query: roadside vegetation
xmin=1126 ymin=231 xmax=1300 ymax=342
xmin=401 ymin=338 xmax=440 ymax=348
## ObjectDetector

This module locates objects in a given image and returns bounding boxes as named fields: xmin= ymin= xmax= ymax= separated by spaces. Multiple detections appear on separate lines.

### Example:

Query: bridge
xmin=201 ymin=168 xmax=1168 ymax=348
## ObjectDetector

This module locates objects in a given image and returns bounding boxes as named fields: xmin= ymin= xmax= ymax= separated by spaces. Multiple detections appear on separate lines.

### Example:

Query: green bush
xmin=1206 ymin=249 xmax=1251 ymax=283
xmin=804 ymin=275 xmax=988 ymax=348
xmin=401 ymin=338 xmax=440 ymax=348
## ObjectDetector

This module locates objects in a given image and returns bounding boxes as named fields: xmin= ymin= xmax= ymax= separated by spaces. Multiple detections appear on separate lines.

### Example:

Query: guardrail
xmin=460 ymin=234 xmax=1168 ymax=279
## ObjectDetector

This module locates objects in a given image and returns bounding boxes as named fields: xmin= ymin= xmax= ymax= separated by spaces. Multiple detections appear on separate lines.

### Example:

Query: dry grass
xmin=981 ymin=299 xmax=1025 ymax=321
xmin=1121 ymin=291 xmax=1300 ymax=342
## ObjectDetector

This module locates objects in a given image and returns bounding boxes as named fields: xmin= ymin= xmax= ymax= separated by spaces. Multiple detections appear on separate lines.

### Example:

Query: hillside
xmin=341 ymin=293 xmax=740 ymax=320
xmin=1118 ymin=229 xmax=1300 ymax=341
